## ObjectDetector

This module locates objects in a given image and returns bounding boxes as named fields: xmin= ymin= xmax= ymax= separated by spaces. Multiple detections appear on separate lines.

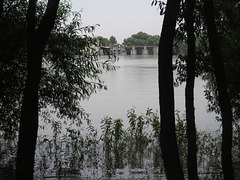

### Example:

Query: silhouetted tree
xmin=15 ymin=0 xmax=60 ymax=179
xmin=97 ymin=36 xmax=111 ymax=46
xmin=109 ymin=35 xmax=117 ymax=45
xmin=1 ymin=1 xmax=115 ymax=139
xmin=203 ymin=0 xmax=234 ymax=179
xmin=158 ymin=0 xmax=185 ymax=179
xmin=0 ymin=0 xmax=3 ymax=17
xmin=184 ymin=0 xmax=199 ymax=179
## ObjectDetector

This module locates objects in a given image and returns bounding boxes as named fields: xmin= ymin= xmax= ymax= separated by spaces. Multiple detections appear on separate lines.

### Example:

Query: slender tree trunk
xmin=15 ymin=1 xmax=38 ymax=178
xmin=203 ymin=0 xmax=234 ymax=179
xmin=15 ymin=0 xmax=59 ymax=179
xmin=185 ymin=0 xmax=199 ymax=179
xmin=158 ymin=0 xmax=185 ymax=179
xmin=0 ymin=0 xmax=3 ymax=17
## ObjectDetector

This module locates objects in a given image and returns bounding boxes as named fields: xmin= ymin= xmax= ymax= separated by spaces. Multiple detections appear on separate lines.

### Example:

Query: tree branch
xmin=36 ymin=0 xmax=60 ymax=51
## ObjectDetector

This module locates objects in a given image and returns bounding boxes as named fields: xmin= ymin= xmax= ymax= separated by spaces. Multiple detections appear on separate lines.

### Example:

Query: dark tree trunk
xmin=0 ymin=0 xmax=3 ymax=17
xmin=185 ymin=0 xmax=199 ymax=179
xmin=158 ymin=0 xmax=185 ymax=179
xmin=203 ymin=0 xmax=235 ymax=179
xmin=15 ymin=0 xmax=60 ymax=179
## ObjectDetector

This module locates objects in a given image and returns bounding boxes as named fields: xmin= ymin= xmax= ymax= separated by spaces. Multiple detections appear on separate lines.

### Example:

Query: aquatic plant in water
xmin=1 ymin=108 xmax=240 ymax=179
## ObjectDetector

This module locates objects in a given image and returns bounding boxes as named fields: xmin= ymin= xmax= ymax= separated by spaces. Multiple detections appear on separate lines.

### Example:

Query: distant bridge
xmin=99 ymin=45 xmax=158 ymax=55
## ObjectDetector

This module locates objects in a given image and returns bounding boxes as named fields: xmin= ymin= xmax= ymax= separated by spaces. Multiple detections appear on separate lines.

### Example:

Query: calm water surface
xmin=82 ymin=55 xmax=220 ymax=131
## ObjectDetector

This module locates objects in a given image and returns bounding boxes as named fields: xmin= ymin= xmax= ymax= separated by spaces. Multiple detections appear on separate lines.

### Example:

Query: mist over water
xmin=82 ymin=55 xmax=220 ymax=131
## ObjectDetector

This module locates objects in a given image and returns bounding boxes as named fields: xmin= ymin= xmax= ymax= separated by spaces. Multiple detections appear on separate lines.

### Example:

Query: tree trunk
xmin=15 ymin=0 xmax=59 ymax=179
xmin=185 ymin=0 xmax=199 ymax=179
xmin=158 ymin=0 xmax=185 ymax=179
xmin=203 ymin=0 xmax=235 ymax=179
xmin=0 ymin=0 xmax=3 ymax=17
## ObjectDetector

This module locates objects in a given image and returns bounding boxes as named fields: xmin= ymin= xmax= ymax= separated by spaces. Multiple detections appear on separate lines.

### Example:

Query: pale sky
xmin=71 ymin=0 xmax=163 ymax=43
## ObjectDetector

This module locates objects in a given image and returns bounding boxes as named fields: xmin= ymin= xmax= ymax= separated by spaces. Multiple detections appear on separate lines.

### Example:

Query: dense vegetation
xmin=154 ymin=0 xmax=240 ymax=179
xmin=1 ymin=109 xmax=239 ymax=179
xmin=0 ymin=1 xmax=116 ymax=179
xmin=96 ymin=35 xmax=117 ymax=46
xmin=1 ymin=0 xmax=240 ymax=179
xmin=123 ymin=31 xmax=160 ymax=46
xmin=0 ymin=1 xmax=117 ymax=138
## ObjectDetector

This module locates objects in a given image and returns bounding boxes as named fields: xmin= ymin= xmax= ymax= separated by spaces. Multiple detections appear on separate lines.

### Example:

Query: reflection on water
xmin=82 ymin=55 xmax=220 ymax=131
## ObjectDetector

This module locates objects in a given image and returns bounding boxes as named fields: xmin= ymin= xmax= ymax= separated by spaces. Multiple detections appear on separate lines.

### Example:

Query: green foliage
xmin=100 ymin=117 xmax=115 ymax=176
xmin=112 ymin=119 xmax=125 ymax=169
xmin=232 ymin=125 xmax=240 ymax=175
xmin=1 ymin=108 xmax=240 ymax=179
xmin=100 ymin=117 xmax=126 ymax=176
xmin=154 ymin=0 xmax=240 ymax=124
xmin=0 ymin=0 xmax=117 ymax=138
xmin=35 ymin=123 xmax=100 ymax=178
xmin=96 ymin=36 xmax=111 ymax=46
xmin=197 ymin=130 xmax=222 ymax=177
xmin=123 ymin=31 xmax=159 ymax=46
xmin=0 ymin=135 xmax=16 ymax=179
xmin=109 ymin=36 xmax=117 ymax=45
xmin=151 ymin=0 xmax=166 ymax=15
xmin=0 ymin=0 xmax=28 ymax=139
xmin=202 ymin=0 xmax=240 ymax=122
xmin=126 ymin=108 xmax=152 ymax=168
xmin=175 ymin=111 xmax=188 ymax=171
xmin=123 ymin=32 xmax=160 ymax=55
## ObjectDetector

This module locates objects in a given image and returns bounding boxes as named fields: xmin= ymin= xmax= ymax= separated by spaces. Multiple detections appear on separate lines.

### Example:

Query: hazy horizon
xmin=71 ymin=0 xmax=163 ymax=43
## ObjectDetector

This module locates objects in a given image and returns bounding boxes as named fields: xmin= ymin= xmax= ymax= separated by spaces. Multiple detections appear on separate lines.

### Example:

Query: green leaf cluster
xmin=123 ymin=31 xmax=160 ymax=46
xmin=96 ymin=36 xmax=111 ymax=46
xmin=96 ymin=35 xmax=118 ymax=46
xmin=159 ymin=0 xmax=240 ymax=123
xmin=2 ymin=108 xmax=237 ymax=179
xmin=109 ymin=36 xmax=117 ymax=45
xmin=0 ymin=0 xmax=117 ymax=138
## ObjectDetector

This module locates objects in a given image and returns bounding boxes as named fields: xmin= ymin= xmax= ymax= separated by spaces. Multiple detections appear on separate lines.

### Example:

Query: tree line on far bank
xmin=96 ymin=35 xmax=117 ymax=46
xmin=97 ymin=32 xmax=160 ymax=47
xmin=98 ymin=31 xmax=187 ymax=56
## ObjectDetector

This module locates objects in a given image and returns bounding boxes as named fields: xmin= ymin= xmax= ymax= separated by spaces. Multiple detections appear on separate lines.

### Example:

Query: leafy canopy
xmin=123 ymin=31 xmax=160 ymax=46
xmin=96 ymin=36 xmax=111 ymax=46
xmin=0 ymin=0 xmax=117 ymax=138
xmin=109 ymin=36 xmax=117 ymax=45
xmin=153 ymin=0 xmax=240 ymax=122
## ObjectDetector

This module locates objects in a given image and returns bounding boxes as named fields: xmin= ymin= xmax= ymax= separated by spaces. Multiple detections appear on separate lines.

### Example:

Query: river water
xmin=81 ymin=55 xmax=220 ymax=131
xmin=38 ymin=55 xmax=220 ymax=180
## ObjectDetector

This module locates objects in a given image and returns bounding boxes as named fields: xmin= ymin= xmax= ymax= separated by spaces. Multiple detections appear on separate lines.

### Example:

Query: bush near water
xmin=1 ymin=108 xmax=240 ymax=179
